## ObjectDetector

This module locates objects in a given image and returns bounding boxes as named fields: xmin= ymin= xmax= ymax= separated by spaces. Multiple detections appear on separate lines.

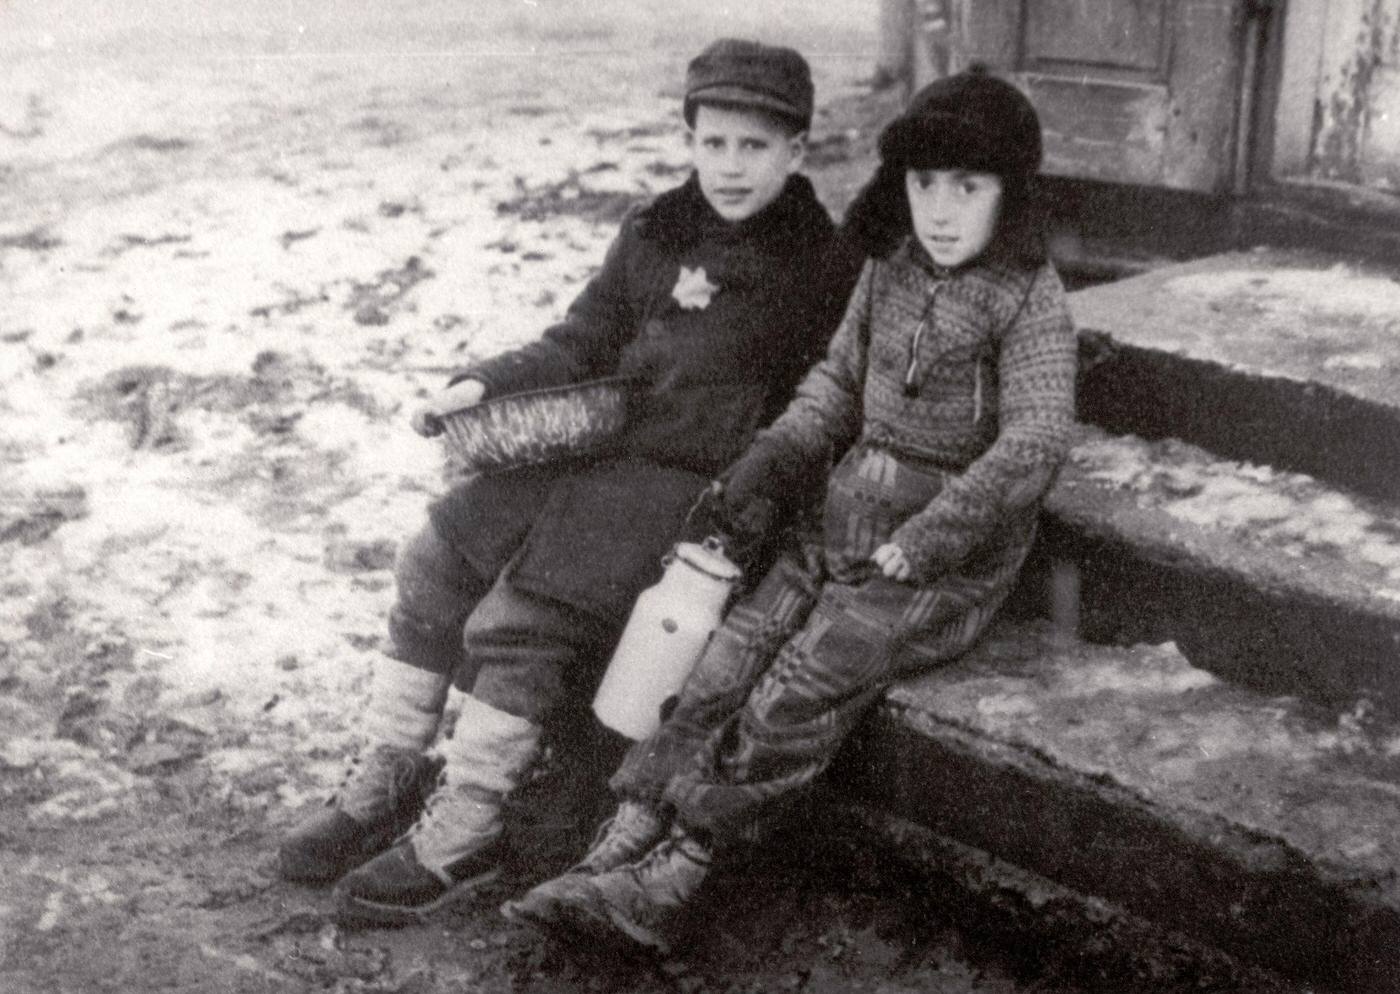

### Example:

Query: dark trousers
xmin=386 ymin=520 xmax=618 ymax=724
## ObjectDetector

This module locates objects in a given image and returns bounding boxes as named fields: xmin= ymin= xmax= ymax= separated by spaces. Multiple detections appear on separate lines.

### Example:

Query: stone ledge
xmin=833 ymin=621 xmax=1400 ymax=993
xmin=1024 ymin=424 xmax=1400 ymax=713
xmin=1070 ymin=247 xmax=1400 ymax=502
xmin=786 ymin=804 xmax=1298 ymax=994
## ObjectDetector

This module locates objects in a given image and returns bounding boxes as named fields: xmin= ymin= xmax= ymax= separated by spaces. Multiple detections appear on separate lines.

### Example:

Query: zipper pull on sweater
xmin=903 ymin=319 xmax=925 ymax=397
xmin=904 ymin=283 xmax=941 ymax=399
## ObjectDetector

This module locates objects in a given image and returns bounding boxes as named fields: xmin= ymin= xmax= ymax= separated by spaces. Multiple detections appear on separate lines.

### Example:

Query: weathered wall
xmin=891 ymin=0 xmax=1400 ymax=199
xmin=1276 ymin=0 xmax=1400 ymax=193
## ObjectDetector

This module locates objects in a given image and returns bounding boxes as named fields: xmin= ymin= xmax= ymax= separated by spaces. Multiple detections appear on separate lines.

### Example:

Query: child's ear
xmin=786 ymin=132 xmax=808 ymax=173
xmin=684 ymin=128 xmax=695 ymax=150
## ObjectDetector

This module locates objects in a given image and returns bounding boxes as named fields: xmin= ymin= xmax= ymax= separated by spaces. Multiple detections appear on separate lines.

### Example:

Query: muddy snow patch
xmin=1166 ymin=264 xmax=1400 ymax=322
xmin=1071 ymin=432 xmax=1400 ymax=592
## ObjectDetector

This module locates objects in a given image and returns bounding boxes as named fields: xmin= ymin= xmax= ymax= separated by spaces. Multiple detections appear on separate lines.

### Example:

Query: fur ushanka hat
xmin=843 ymin=65 xmax=1048 ymax=266
xmin=879 ymin=64 xmax=1042 ymax=179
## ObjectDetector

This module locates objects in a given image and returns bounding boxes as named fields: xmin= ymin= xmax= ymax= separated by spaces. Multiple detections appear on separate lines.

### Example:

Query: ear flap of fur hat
xmin=878 ymin=64 xmax=1042 ymax=179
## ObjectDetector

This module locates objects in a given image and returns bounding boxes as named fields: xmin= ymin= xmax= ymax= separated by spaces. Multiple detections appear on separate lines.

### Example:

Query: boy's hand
xmin=873 ymin=543 xmax=912 ymax=581
xmin=411 ymin=379 xmax=486 ymax=437
xmin=723 ymin=493 xmax=774 ymax=541
xmin=721 ymin=444 xmax=780 ymax=513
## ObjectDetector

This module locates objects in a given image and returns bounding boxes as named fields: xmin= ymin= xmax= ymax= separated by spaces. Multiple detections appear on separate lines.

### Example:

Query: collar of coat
xmin=634 ymin=172 xmax=833 ymax=255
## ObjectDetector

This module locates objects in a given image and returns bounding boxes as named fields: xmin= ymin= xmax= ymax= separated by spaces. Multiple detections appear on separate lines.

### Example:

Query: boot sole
xmin=277 ymin=842 xmax=388 ymax=886
xmin=334 ymin=867 xmax=502 ymax=928
xmin=524 ymin=890 xmax=671 ymax=956
xmin=498 ymin=871 xmax=592 ymax=929
xmin=601 ymin=906 xmax=671 ymax=955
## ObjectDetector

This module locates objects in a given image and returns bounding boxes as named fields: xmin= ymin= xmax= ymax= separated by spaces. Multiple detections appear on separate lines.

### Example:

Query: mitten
xmin=719 ymin=438 xmax=790 ymax=514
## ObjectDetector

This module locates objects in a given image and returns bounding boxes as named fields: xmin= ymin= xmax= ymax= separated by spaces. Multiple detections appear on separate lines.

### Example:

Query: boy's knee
xmin=460 ymin=584 xmax=618 ymax=720
xmin=462 ymin=583 xmax=613 ymax=656
xmin=395 ymin=522 xmax=490 ymax=605
xmin=469 ymin=665 xmax=561 ymax=724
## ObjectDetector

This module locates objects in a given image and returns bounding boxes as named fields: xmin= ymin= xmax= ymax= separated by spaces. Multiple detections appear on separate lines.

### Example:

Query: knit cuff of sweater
xmin=888 ymin=521 xmax=959 ymax=584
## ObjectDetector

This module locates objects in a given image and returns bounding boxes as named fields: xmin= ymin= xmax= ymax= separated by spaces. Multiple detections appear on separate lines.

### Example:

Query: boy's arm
xmin=718 ymin=261 xmax=874 ymax=525
xmin=748 ymin=259 xmax=874 ymax=470
xmin=890 ymin=268 xmax=1078 ymax=580
xmin=761 ymin=235 xmax=869 ymax=426
xmin=445 ymin=216 xmax=643 ymax=398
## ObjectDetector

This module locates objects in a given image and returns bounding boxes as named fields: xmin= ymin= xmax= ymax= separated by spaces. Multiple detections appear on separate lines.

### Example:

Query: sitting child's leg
xmin=277 ymin=522 xmax=490 ymax=884
xmin=503 ymin=548 xmax=820 ymax=929
xmin=332 ymin=573 xmax=620 ymax=923
xmin=608 ymin=548 xmax=820 ymax=808
xmin=560 ymin=559 xmax=1022 ymax=951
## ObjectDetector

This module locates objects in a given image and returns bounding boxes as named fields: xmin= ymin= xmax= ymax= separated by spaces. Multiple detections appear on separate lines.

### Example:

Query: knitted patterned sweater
xmin=753 ymin=237 xmax=1078 ymax=581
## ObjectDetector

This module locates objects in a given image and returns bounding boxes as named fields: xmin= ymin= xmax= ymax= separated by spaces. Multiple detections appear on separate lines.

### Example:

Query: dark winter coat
xmin=429 ymin=173 xmax=851 ymax=620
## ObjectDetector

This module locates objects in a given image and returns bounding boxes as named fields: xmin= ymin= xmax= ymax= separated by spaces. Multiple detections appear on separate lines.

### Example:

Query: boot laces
xmin=407 ymin=770 xmax=500 ymax=858
xmin=577 ymin=802 xmax=663 ymax=873
xmin=625 ymin=829 xmax=710 ymax=899
xmin=337 ymin=745 xmax=423 ymax=816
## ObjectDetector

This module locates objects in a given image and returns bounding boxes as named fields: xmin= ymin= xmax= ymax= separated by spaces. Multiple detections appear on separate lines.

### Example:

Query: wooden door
xmin=930 ymin=0 xmax=1247 ymax=192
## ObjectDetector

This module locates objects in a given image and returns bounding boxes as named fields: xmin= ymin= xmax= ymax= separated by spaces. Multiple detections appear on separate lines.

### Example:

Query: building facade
xmin=883 ymin=0 xmax=1400 ymax=202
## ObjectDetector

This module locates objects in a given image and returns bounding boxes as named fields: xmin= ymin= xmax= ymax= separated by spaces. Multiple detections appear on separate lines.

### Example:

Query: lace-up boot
xmin=550 ymin=826 xmax=711 ymax=953
xmin=500 ymin=800 xmax=665 ymax=927
xmin=278 ymin=662 xmax=449 ymax=884
xmin=278 ymin=744 xmax=442 ymax=883
xmin=334 ymin=695 xmax=539 ymax=926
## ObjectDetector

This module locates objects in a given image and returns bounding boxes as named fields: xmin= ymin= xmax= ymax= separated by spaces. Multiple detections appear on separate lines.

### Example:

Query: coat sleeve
xmin=747 ymin=259 xmax=875 ymax=476
xmin=890 ymin=265 xmax=1078 ymax=580
xmin=447 ymin=214 xmax=643 ymax=397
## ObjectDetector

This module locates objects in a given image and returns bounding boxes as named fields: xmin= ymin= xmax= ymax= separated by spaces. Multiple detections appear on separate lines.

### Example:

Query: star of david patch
xmin=671 ymin=266 xmax=719 ymax=310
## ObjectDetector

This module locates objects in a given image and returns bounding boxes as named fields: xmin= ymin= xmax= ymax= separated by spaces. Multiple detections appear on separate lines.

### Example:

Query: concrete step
xmin=766 ymin=803 xmax=1298 ymax=993
xmin=1070 ymin=247 xmax=1400 ymax=503
xmin=1020 ymin=423 xmax=1400 ymax=714
xmin=833 ymin=619 xmax=1400 ymax=993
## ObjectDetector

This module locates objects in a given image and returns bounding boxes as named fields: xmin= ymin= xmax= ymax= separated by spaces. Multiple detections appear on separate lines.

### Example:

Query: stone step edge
xmin=1075 ymin=330 xmax=1400 ymax=505
xmin=774 ymin=801 xmax=1302 ymax=994
xmin=1028 ymin=511 xmax=1400 ymax=713
xmin=829 ymin=668 xmax=1400 ymax=993
xmin=1051 ymin=424 xmax=1400 ymax=611
xmin=1020 ymin=429 xmax=1400 ymax=713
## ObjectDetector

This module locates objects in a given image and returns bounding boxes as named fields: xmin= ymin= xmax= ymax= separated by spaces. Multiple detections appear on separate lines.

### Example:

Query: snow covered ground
xmin=1 ymin=0 xmax=875 ymax=820
xmin=6 ymin=6 xmax=1059 ymax=992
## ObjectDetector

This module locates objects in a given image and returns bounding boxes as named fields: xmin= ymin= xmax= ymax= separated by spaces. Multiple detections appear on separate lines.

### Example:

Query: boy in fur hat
xmin=507 ymin=65 xmax=1078 ymax=953
xmin=277 ymin=38 xmax=852 ymax=927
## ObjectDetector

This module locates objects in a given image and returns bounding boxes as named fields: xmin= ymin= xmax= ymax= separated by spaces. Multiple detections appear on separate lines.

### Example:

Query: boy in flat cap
xmin=276 ymin=37 xmax=852 ymax=927
xmin=506 ymin=65 xmax=1077 ymax=955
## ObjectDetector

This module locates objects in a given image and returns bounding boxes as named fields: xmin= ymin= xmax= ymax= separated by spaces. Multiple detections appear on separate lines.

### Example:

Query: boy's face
xmin=905 ymin=168 xmax=1004 ymax=269
xmin=688 ymin=103 xmax=806 ymax=223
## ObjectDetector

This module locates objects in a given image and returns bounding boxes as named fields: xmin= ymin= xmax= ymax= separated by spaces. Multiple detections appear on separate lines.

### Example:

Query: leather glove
xmin=677 ymin=481 xmax=771 ymax=580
